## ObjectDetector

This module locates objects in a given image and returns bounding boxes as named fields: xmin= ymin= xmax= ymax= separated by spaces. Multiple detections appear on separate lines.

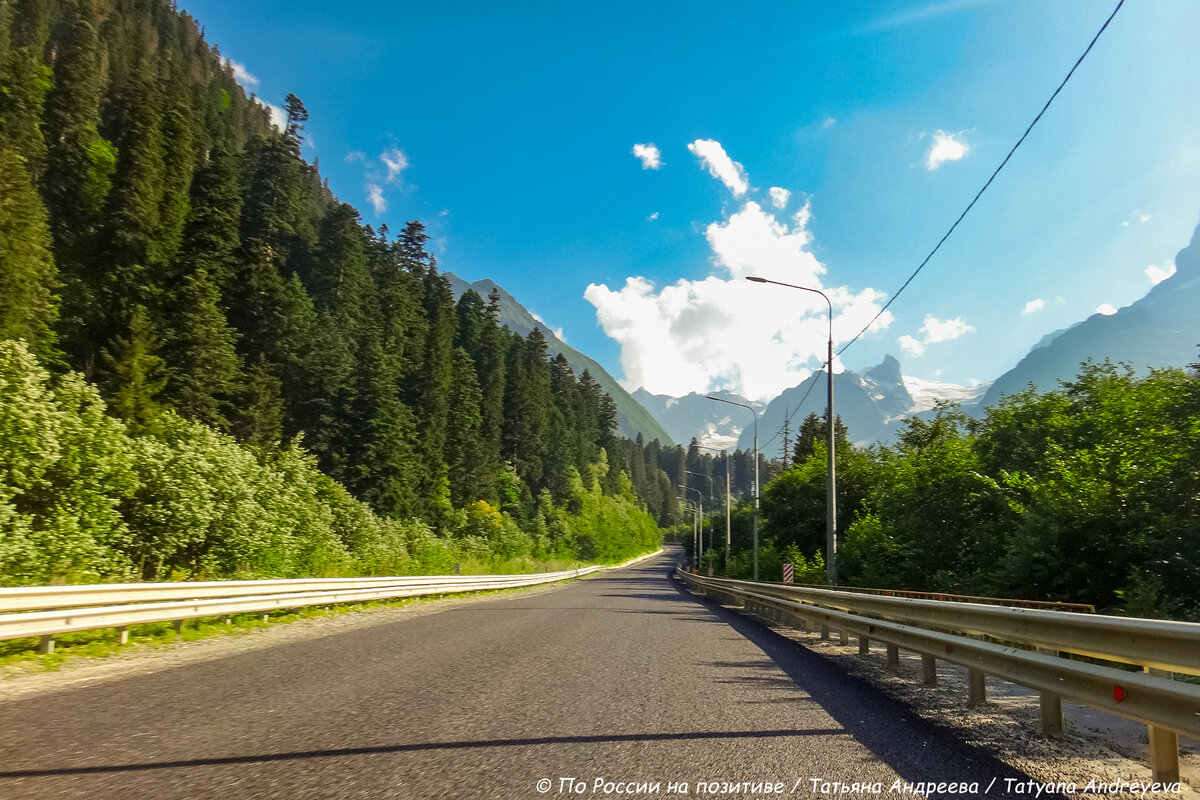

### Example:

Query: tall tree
xmin=0 ymin=146 xmax=60 ymax=362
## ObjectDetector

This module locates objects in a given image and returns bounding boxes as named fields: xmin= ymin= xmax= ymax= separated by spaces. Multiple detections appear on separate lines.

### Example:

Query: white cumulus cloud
xmin=366 ymin=183 xmax=387 ymax=215
xmin=1096 ymin=303 xmax=1118 ymax=316
xmin=585 ymin=170 xmax=892 ymax=400
xmin=688 ymin=139 xmax=749 ymax=196
xmin=897 ymin=314 xmax=973 ymax=358
xmin=768 ymin=187 xmax=791 ymax=209
xmin=225 ymin=58 xmax=259 ymax=87
xmin=920 ymin=315 xmax=973 ymax=342
xmin=925 ymin=130 xmax=969 ymax=170
xmin=632 ymin=143 xmax=662 ymax=170
xmin=1022 ymin=298 xmax=1045 ymax=315
xmin=380 ymin=147 xmax=409 ymax=185
xmin=1146 ymin=263 xmax=1176 ymax=285
xmin=347 ymin=145 xmax=410 ymax=216
xmin=898 ymin=335 xmax=926 ymax=358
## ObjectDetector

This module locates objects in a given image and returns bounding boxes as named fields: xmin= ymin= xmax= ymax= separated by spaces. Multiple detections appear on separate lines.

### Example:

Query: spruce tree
xmin=160 ymin=268 xmax=242 ymax=430
xmin=0 ymin=146 xmax=60 ymax=363
xmin=445 ymin=347 xmax=485 ymax=506
xmin=103 ymin=304 xmax=166 ymax=435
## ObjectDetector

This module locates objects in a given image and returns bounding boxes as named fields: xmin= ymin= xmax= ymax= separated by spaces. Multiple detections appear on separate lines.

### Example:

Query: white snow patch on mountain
xmin=903 ymin=376 xmax=991 ymax=413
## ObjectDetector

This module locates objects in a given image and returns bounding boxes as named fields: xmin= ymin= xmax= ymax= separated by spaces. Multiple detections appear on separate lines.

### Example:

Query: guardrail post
xmin=37 ymin=635 xmax=53 ymax=654
xmin=886 ymin=644 xmax=899 ymax=668
xmin=838 ymin=628 xmax=849 ymax=646
xmin=820 ymin=622 xmax=830 ymax=640
xmin=967 ymin=668 xmax=986 ymax=705
xmin=922 ymin=655 xmax=937 ymax=685
xmin=1035 ymin=649 xmax=1062 ymax=737
xmin=173 ymin=620 xmax=184 ymax=633
xmin=858 ymin=635 xmax=869 ymax=655
xmin=261 ymin=613 xmax=270 ymax=623
xmin=117 ymin=626 xmax=129 ymax=645
xmin=1146 ymin=668 xmax=1180 ymax=783
xmin=1039 ymin=692 xmax=1063 ymax=737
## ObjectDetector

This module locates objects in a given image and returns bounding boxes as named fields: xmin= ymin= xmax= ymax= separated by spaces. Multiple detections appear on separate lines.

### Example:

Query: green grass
xmin=0 ymin=576 xmax=593 ymax=674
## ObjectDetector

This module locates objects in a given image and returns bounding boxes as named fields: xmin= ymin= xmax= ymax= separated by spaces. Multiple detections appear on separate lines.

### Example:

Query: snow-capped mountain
xmin=631 ymin=389 xmax=764 ymax=451
xmin=633 ymin=355 xmax=989 ymax=454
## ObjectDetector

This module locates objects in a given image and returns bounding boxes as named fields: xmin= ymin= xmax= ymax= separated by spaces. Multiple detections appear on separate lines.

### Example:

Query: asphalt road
xmin=0 ymin=552 xmax=1046 ymax=799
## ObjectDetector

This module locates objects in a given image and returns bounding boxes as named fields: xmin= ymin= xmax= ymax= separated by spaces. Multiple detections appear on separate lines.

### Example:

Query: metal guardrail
xmin=676 ymin=569 xmax=1200 ymax=784
xmin=0 ymin=548 xmax=664 ymax=651
xmin=766 ymin=581 xmax=1095 ymax=613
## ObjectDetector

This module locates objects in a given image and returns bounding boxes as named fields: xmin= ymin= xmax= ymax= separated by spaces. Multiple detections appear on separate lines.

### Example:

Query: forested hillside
xmin=749 ymin=363 xmax=1200 ymax=619
xmin=0 ymin=0 xmax=669 ymax=583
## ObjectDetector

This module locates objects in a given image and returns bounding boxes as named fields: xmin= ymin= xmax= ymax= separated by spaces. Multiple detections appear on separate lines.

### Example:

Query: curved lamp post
xmin=678 ymin=486 xmax=703 ymax=569
xmin=686 ymin=470 xmax=714 ymax=572
xmin=699 ymin=446 xmax=731 ymax=568
xmin=704 ymin=396 xmax=759 ymax=580
xmin=745 ymin=276 xmax=838 ymax=586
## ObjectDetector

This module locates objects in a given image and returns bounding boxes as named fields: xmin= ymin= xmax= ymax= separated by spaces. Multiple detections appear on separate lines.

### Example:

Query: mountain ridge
xmin=445 ymin=273 xmax=675 ymax=446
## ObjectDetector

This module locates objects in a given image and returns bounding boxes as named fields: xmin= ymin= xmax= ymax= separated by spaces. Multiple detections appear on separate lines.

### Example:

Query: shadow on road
xmin=668 ymin=576 xmax=1068 ymax=800
xmin=0 ymin=728 xmax=849 ymax=779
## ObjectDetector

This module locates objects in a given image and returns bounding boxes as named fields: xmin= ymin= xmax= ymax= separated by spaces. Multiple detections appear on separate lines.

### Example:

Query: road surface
xmin=0 ymin=552 xmax=1044 ymax=798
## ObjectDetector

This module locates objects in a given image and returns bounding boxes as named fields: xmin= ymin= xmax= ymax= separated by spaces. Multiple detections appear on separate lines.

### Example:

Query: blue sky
xmin=183 ymin=0 xmax=1200 ymax=400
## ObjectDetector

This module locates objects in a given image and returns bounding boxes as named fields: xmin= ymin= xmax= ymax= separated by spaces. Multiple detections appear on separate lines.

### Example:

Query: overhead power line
xmin=836 ymin=0 xmax=1126 ymax=358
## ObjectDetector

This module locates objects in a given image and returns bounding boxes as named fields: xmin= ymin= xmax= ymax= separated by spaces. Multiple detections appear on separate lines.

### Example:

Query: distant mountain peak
xmin=863 ymin=354 xmax=903 ymax=386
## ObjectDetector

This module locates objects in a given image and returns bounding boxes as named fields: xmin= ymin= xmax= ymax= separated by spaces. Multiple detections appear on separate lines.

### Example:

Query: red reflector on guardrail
xmin=1114 ymin=686 xmax=1127 ymax=702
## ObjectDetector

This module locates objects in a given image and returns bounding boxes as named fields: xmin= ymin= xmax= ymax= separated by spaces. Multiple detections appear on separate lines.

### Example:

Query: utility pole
xmin=779 ymin=407 xmax=792 ymax=469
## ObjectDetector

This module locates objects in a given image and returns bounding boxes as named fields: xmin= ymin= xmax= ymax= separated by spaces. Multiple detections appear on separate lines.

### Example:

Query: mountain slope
xmin=727 ymin=355 xmax=946 ymax=451
xmin=446 ymin=274 xmax=674 ymax=446
xmin=980 ymin=218 xmax=1200 ymax=406
xmin=632 ymin=389 xmax=763 ymax=451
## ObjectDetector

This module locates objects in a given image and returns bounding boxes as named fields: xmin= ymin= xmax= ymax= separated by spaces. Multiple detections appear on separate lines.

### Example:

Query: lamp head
xmin=746 ymin=276 xmax=767 ymax=283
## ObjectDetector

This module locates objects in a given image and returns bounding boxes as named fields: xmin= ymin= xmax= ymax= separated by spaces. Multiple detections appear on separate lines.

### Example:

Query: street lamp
xmin=686 ymin=470 xmax=713 ymax=573
xmin=746 ymin=276 xmax=838 ymax=585
xmin=678 ymin=485 xmax=703 ymax=569
xmin=699 ymin=446 xmax=731 ymax=568
xmin=705 ymin=395 xmax=760 ymax=580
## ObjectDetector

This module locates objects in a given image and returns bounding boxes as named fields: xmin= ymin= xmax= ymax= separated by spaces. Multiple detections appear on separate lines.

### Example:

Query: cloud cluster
xmin=1022 ymin=298 xmax=1045 ymax=315
xmin=1096 ymin=303 xmax=1118 ymax=316
xmin=687 ymin=139 xmax=749 ymax=196
xmin=1146 ymin=262 xmax=1176 ymax=285
xmin=897 ymin=315 xmax=974 ymax=358
xmin=925 ymin=130 xmax=969 ymax=170
xmin=632 ymin=143 xmax=662 ymax=170
xmin=768 ymin=187 xmax=791 ymax=209
xmin=585 ymin=141 xmax=892 ymax=400
xmin=346 ymin=145 xmax=411 ymax=216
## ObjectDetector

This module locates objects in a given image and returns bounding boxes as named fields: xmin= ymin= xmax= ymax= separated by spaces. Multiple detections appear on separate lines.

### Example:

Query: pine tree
xmin=235 ymin=353 xmax=283 ymax=446
xmin=413 ymin=264 xmax=456 ymax=509
xmin=0 ymin=145 xmax=60 ymax=363
xmin=40 ymin=0 xmax=111 ymax=276
xmin=445 ymin=347 xmax=485 ymax=506
xmin=160 ymin=268 xmax=242 ymax=430
xmin=503 ymin=327 xmax=551 ymax=490
xmin=174 ymin=143 xmax=242 ymax=297
xmin=103 ymin=304 xmax=166 ymax=434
